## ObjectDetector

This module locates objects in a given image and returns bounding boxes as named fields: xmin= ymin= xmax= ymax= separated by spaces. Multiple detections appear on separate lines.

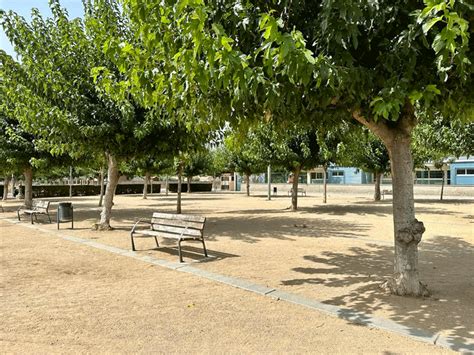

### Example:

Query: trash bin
xmin=57 ymin=202 xmax=73 ymax=229
xmin=273 ymin=187 xmax=278 ymax=195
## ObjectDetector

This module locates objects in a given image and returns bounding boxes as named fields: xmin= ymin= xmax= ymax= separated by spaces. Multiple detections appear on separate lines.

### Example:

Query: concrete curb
xmin=4 ymin=218 xmax=473 ymax=353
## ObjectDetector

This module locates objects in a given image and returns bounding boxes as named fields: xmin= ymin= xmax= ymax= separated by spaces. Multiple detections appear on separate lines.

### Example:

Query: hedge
xmin=168 ymin=182 xmax=212 ymax=193
xmin=10 ymin=184 xmax=160 ymax=198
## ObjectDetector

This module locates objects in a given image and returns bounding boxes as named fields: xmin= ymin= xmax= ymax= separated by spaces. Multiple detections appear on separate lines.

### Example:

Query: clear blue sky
xmin=0 ymin=0 xmax=84 ymax=57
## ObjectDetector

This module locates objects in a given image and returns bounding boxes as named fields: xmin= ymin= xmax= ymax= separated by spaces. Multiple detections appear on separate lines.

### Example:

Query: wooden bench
xmin=382 ymin=189 xmax=393 ymax=200
xmin=288 ymin=187 xmax=306 ymax=196
xmin=17 ymin=200 xmax=51 ymax=224
xmin=130 ymin=212 xmax=208 ymax=263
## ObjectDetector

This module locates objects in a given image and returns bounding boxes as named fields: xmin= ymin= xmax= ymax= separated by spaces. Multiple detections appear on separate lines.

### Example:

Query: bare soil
xmin=1 ymin=189 xmax=472 ymax=353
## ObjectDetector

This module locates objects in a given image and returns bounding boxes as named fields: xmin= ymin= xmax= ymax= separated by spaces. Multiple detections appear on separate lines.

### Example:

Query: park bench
xmin=288 ymin=187 xmax=306 ymax=196
xmin=130 ymin=212 xmax=208 ymax=263
xmin=382 ymin=189 xmax=393 ymax=200
xmin=17 ymin=200 xmax=52 ymax=224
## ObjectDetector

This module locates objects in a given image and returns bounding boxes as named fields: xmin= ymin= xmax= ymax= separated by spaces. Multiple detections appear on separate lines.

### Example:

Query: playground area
xmin=1 ymin=187 xmax=473 ymax=353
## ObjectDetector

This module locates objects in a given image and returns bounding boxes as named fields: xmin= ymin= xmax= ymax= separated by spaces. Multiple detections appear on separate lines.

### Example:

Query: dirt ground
xmin=1 ymin=188 xmax=472 ymax=353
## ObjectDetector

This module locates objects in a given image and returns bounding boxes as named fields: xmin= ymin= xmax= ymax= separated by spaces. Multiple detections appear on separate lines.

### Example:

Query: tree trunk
xmin=386 ymin=137 xmax=427 ymax=296
xmin=187 ymin=176 xmax=192 ymax=193
xmin=291 ymin=167 xmax=300 ymax=211
xmin=143 ymin=172 xmax=150 ymax=199
xmin=98 ymin=166 xmax=105 ymax=207
xmin=165 ymin=176 xmax=169 ymax=196
xmin=267 ymin=165 xmax=272 ymax=201
xmin=96 ymin=154 xmax=119 ymax=230
xmin=3 ymin=175 xmax=11 ymax=200
xmin=177 ymin=168 xmax=182 ymax=214
xmin=353 ymin=103 xmax=428 ymax=297
xmin=374 ymin=172 xmax=382 ymax=201
xmin=440 ymin=166 xmax=446 ymax=201
xmin=323 ymin=166 xmax=327 ymax=204
xmin=245 ymin=174 xmax=250 ymax=196
xmin=69 ymin=166 xmax=73 ymax=198
xmin=23 ymin=166 xmax=33 ymax=208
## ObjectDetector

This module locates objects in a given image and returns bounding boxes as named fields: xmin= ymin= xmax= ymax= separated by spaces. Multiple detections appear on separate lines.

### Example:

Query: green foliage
xmin=340 ymin=129 xmax=391 ymax=174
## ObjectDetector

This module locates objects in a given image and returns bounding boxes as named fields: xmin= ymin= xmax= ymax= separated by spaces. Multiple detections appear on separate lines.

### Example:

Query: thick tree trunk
xmin=187 ymin=176 xmax=192 ymax=193
xmin=353 ymin=103 xmax=428 ymax=297
xmin=98 ymin=166 xmax=105 ymax=207
xmin=23 ymin=167 xmax=33 ymax=208
xmin=177 ymin=169 xmax=182 ymax=214
xmin=3 ymin=175 xmax=11 ymax=200
xmin=386 ymin=137 xmax=427 ymax=296
xmin=291 ymin=167 xmax=300 ymax=211
xmin=245 ymin=174 xmax=250 ymax=196
xmin=374 ymin=172 xmax=382 ymax=201
xmin=96 ymin=154 xmax=119 ymax=230
xmin=323 ymin=166 xmax=327 ymax=204
xmin=143 ymin=172 xmax=150 ymax=199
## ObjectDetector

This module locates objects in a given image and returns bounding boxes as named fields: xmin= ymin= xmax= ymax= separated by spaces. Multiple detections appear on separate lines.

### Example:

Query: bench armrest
xmin=131 ymin=218 xmax=152 ymax=233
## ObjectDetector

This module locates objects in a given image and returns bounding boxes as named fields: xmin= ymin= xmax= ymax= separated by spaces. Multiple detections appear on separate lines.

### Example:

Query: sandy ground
xmin=1 ymin=187 xmax=472 ymax=353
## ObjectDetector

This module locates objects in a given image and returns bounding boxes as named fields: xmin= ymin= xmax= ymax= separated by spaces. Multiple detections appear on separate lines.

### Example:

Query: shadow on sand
xmin=281 ymin=235 xmax=474 ymax=351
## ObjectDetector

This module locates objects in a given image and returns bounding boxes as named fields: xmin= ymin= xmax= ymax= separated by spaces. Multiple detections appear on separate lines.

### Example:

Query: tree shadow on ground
xmin=202 ymin=215 xmax=371 ymax=244
xmin=298 ymin=201 xmax=464 ymax=217
xmin=281 ymin=235 xmax=474 ymax=351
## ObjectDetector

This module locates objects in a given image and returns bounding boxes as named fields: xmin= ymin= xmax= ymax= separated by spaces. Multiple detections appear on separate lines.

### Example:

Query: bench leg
xmin=154 ymin=236 xmax=159 ymax=248
xmin=201 ymin=238 xmax=208 ymax=258
xmin=31 ymin=214 xmax=34 ymax=224
xmin=17 ymin=210 xmax=21 ymax=221
xmin=47 ymin=213 xmax=51 ymax=223
xmin=178 ymin=239 xmax=183 ymax=263
xmin=130 ymin=232 xmax=136 ymax=251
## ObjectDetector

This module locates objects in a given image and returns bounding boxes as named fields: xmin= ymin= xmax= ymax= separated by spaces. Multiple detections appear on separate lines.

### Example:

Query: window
xmin=316 ymin=173 xmax=324 ymax=179
xmin=332 ymin=171 xmax=344 ymax=177
xmin=429 ymin=170 xmax=443 ymax=179
xmin=457 ymin=169 xmax=474 ymax=175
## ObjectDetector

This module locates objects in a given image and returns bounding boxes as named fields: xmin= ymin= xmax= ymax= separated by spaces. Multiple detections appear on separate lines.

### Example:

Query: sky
xmin=0 ymin=0 xmax=84 ymax=57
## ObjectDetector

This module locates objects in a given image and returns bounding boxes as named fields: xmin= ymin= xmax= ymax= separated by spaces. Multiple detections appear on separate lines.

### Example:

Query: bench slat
xmin=151 ymin=217 xmax=204 ymax=230
xmin=150 ymin=224 xmax=202 ymax=237
xmin=152 ymin=212 xmax=205 ymax=223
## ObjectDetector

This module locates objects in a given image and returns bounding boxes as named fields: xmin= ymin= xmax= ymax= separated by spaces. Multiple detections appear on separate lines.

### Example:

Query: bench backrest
xmin=151 ymin=212 xmax=206 ymax=238
xmin=33 ymin=200 xmax=50 ymax=211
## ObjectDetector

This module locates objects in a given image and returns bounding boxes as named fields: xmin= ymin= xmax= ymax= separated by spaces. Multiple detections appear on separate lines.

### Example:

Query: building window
xmin=457 ymin=169 xmax=474 ymax=175
xmin=332 ymin=171 xmax=344 ymax=177
xmin=317 ymin=173 xmax=324 ymax=179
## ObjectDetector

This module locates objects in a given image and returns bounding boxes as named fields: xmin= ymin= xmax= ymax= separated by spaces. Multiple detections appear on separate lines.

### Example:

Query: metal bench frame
xmin=288 ymin=188 xmax=307 ymax=196
xmin=17 ymin=200 xmax=52 ymax=224
xmin=130 ymin=212 xmax=208 ymax=263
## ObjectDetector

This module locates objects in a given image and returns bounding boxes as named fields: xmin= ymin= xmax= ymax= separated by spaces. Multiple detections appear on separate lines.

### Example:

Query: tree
xmin=413 ymin=116 xmax=474 ymax=200
xmin=89 ymin=1 xmax=473 ymax=296
xmin=254 ymin=123 xmax=321 ymax=210
xmin=341 ymin=129 xmax=391 ymax=201
xmin=1 ymin=2 xmax=180 ymax=229
xmin=183 ymin=150 xmax=211 ymax=193
xmin=225 ymin=132 xmax=266 ymax=196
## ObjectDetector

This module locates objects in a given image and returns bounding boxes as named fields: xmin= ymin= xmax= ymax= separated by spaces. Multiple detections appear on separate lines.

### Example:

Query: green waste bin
xmin=57 ymin=202 xmax=73 ymax=229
